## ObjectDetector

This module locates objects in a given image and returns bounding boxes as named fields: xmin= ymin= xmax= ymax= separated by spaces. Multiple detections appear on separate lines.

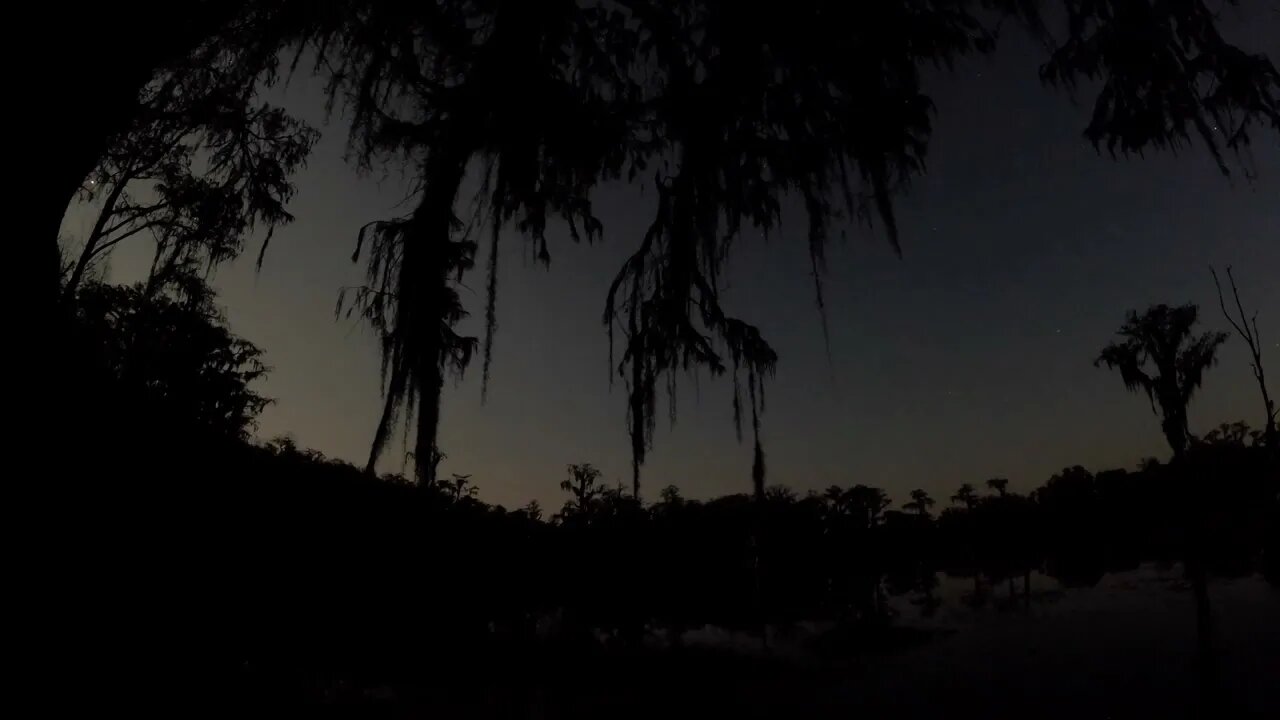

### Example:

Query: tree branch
xmin=1226 ymin=266 xmax=1258 ymax=345
xmin=87 ymin=221 xmax=164 ymax=261
xmin=64 ymin=170 xmax=135 ymax=299
xmin=1210 ymin=265 xmax=1249 ymax=338
xmin=98 ymin=202 xmax=171 ymax=238
xmin=1211 ymin=265 xmax=1277 ymax=445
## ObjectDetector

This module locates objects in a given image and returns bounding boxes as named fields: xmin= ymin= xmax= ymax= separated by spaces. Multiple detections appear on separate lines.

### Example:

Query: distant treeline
xmin=168 ymin=424 xmax=1275 ymax=672
xmin=55 ymin=270 xmax=1277 ymax=688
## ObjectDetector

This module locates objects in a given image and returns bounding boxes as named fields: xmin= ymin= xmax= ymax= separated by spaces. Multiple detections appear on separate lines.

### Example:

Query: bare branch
xmin=87 ymin=222 xmax=163 ymax=261
xmin=64 ymin=172 xmax=136 ymax=299
xmin=1211 ymin=265 xmax=1277 ymax=445
xmin=98 ymin=202 xmax=171 ymax=238
xmin=1227 ymin=266 xmax=1258 ymax=345
xmin=1210 ymin=265 xmax=1248 ymax=338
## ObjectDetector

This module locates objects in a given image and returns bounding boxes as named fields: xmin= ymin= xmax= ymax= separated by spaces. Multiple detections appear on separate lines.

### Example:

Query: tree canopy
xmin=74 ymin=273 xmax=271 ymax=441
xmin=310 ymin=0 xmax=1278 ymax=491
xmin=1096 ymin=304 xmax=1229 ymax=458
xmin=40 ymin=0 xmax=1280 ymax=492
xmin=61 ymin=52 xmax=318 ymax=300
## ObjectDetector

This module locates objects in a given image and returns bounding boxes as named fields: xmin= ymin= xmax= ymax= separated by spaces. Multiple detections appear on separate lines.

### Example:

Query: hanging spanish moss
xmin=339 ymin=144 xmax=477 ymax=485
xmin=310 ymin=0 xmax=1280 ymax=496
xmin=605 ymin=171 xmax=779 ymax=500
xmin=479 ymin=222 xmax=500 ymax=403
xmin=327 ymin=1 xmax=628 ymax=483
xmin=603 ymin=0 xmax=976 ymax=498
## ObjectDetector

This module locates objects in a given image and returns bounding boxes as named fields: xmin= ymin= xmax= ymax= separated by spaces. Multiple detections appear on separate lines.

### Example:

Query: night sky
xmin=74 ymin=17 xmax=1278 ymax=509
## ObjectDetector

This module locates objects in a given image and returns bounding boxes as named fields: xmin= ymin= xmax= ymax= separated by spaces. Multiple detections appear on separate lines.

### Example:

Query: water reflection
xmin=682 ymin=566 xmax=1278 ymax=716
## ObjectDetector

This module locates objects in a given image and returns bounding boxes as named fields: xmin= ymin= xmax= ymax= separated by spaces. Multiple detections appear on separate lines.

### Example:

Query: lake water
xmin=685 ymin=565 xmax=1280 ymax=716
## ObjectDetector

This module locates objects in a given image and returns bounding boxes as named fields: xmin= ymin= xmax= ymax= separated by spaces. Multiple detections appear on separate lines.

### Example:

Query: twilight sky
xmin=77 ymin=16 xmax=1278 ymax=509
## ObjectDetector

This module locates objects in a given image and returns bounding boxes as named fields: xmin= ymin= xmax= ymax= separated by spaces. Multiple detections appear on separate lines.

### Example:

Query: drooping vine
xmin=338 ymin=145 xmax=478 ymax=484
xmin=603 ymin=0 xmax=983 ymax=498
xmin=312 ymin=0 xmax=1279 ymax=492
xmin=329 ymin=0 xmax=630 ymax=483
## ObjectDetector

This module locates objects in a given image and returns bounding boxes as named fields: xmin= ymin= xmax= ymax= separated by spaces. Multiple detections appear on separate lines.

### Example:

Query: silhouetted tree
xmin=34 ymin=3 xmax=1280 ymax=710
xmin=658 ymin=484 xmax=685 ymax=509
xmin=1038 ymin=0 xmax=1280 ymax=178
xmin=266 ymin=433 xmax=299 ymax=456
xmin=75 ymin=272 xmax=270 ymax=440
xmin=35 ymin=0 xmax=1280 ymax=312
xmin=1211 ymin=266 xmax=1277 ymax=449
xmin=903 ymin=489 xmax=936 ymax=519
xmin=33 ymin=4 xmax=301 ymax=298
xmin=942 ymin=487 xmax=985 ymax=602
xmin=1201 ymin=421 xmax=1258 ymax=448
xmin=308 ymin=0 xmax=1280 ymax=494
xmin=520 ymin=500 xmax=544 ymax=523
xmin=764 ymin=485 xmax=798 ymax=505
xmin=60 ymin=49 xmax=317 ymax=302
xmin=847 ymin=485 xmax=892 ymax=530
xmin=986 ymin=478 xmax=1010 ymax=497
xmin=1035 ymin=466 xmax=1106 ymax=587
xmin=443 ymin=473 xmax=477 ymax=502
xmin=559 ymin=463 xmax=606 ymax=519
xmin=125 ymin=428 xmax=1275 ymax=704
xmin=326 ymin=1 xmax=630 ymax=485
xmin=1096 ymin=304 xmax=1228 ymax=459
xmin=952 ymin=483 xmax=979 ymax=509
xmin=602 ymin=2 xmax=992 ymax=499
xmin=601 ymin=0 xmax=1280 ymax=499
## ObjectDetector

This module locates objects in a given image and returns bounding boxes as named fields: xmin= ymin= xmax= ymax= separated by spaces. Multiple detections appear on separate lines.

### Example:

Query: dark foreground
xmin=231 ymin=569 xmax=1278 ymax=718
xmin=32 ymin=409 xmax=1276 ymax=717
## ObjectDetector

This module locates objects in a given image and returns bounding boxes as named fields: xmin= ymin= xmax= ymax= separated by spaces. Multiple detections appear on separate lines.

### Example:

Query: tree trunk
xmin=64 ymin=175 xmax=133 ymax=301
xmin=26 ymin=4 xmax=223 ymax=345
xmin=405 ymin=144 xmax=470 ymax=486
xmin=1264 ymin=401 xmax=1278 ymax=450
xmin=1164 ymin=408 xmax=1190 ymax=460
xmin=408 ymin=212 xmax=453 ymax=488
